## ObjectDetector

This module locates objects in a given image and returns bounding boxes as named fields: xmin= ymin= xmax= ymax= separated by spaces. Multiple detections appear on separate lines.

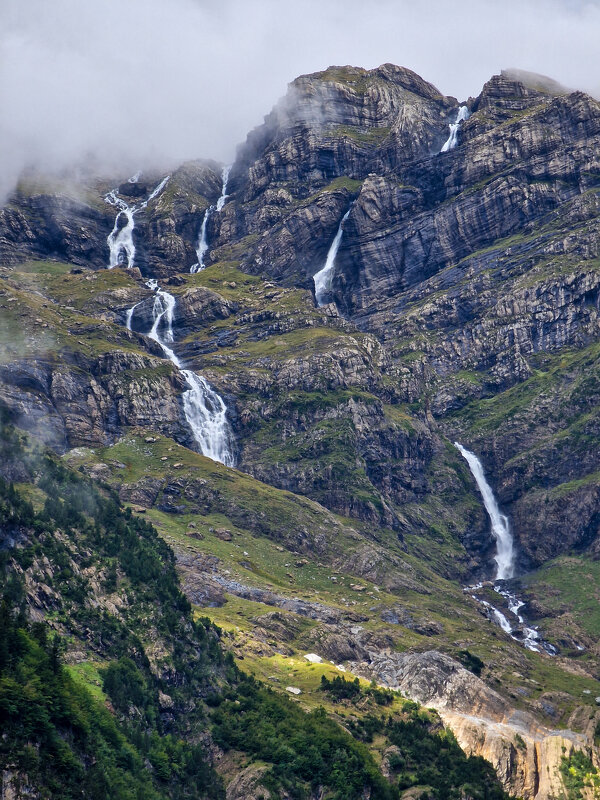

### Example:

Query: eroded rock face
xmin=332 ymin=93 xmax=600 ymax=315
xmin=231 ymin=64 xmax=455 ymax=202
xmin=352 ymin=651 xmax=591 ymax=800
xmin=225 ymin=765 xmax=271 ymax=800
xmin=0 ymin=189 xmax=113 ymax=268
xmin=206 ymin=64 xmax=456 ymax=284
xmin=0 ymin=350 xmax=191 ymax=451
xmin=1 ymin=770 xmax=40 ymax=800
xmin=128 ymin=285 xmax=232 ymax=339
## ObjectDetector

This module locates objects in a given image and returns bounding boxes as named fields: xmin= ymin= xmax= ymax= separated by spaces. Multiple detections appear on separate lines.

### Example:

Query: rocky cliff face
xmin=209 ymin=64 xmax=456 ymax=286
xmin=353 ymin=650 xmax=597 ymax=800
xmin=3 ymin=65 xmax=600 ymax=573
xmin=207 ymin=65 xmax=600 ymax=571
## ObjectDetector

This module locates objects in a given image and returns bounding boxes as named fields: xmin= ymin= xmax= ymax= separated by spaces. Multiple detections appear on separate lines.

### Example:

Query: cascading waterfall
xmin=441 ymin=105 xmax=470 ymax=152
xmin=106 ymin=195 xmax=135 ymax=269
xmin=105 ymin=175 xmax=170 ymax=268
xmin=216 ymin=165 xmax=231 ymax=212
xmin=125 ymin=301 xmax=141 ymax=331
xmin=193 ymin=211 xmax=211 ymax=274
xmin=191 ymin=165 xmax=231 ymax=273
xmin=125 ymin=282 xmax=236 ymax=468
xmin=455 ymin=442 xmax=557 ymax=654
xmin=313 ymin=206 xmax=352 ymax=307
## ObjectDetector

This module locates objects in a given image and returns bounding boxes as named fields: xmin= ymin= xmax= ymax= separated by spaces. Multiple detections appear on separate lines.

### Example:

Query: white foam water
xmin=441 ymin=105 xmax=470 ymax=152
xmin=125 ymin=283 xmax=236 ymax=467
xmin=313 ymin=206 xmax=351 ymax=306
xmin=105 ymin=175 xmax=170 ymax=269
xmin=216 ymin=165 xmax=231 ymax=212
xmin=191 ymin=165 xmax=231 ymax=273
xmin=454 ymin=443 xmax=514 ymax=580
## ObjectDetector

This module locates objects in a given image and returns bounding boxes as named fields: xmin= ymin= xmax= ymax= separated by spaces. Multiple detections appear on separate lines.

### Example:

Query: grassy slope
xmin=62 ymin=431 xmax=600 ymax=732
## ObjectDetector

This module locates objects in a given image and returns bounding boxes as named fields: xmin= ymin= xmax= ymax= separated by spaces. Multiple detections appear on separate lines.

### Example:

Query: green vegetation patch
xmin=321 ymin=176 xmax=365 ymax=194
xmin=328 ymin=126 xmax=392 ymax=146
xmin=524 ymin=557 xmax=600 ymax=638
xmin=0 ymin=601 xmax=179 ymax=800
xmin=559 ymin=750 xmax=600 ymax=800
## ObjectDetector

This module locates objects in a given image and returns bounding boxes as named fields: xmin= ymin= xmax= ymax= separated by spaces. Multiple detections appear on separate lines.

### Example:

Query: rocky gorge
xmin=2 ymin=63 xmax=600 ymax=799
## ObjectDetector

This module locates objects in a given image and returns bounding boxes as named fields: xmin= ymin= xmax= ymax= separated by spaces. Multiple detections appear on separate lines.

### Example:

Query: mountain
xmin=1 ymin=63 xmax=600 ymax=799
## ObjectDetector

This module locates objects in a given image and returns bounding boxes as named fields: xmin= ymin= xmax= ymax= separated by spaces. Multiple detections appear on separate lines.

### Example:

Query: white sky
xmin=1 ymin=0 xmax=600 ymax=201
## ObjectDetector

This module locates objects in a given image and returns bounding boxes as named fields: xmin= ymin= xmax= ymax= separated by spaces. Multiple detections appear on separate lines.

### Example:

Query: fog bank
xmin=2 ymin=0 xmax=599 ymax=202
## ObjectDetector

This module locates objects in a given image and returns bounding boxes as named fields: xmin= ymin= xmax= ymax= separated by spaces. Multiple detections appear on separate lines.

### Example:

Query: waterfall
xmin=192 ymin=210 xmax=210 ymax=274
xmin=125 ymin=301 xmax=141 ymax=330
xmin=191 ymin=165 xmax=231 ymax=274
xmin=106 ymin=195 xmax=135 ymax=269
xmin=456 ymin=442 xmax=557 ymax=654
xmin=105 ymin=175 xmax=170 ymax=268
xmin=181 ymin=371 xmax=235 ymax=466
xmin=441 ymin=105 xmax=470 ymax=152
xmin=216 ymin=165 xmax=231 ymax=211
xmin=125 ymin=284 xmax=236 ymax=468
xmin=313 ymin=207 xmax=351 ymax=307
xmin=454 ymin=443 xmax=514 ymax=580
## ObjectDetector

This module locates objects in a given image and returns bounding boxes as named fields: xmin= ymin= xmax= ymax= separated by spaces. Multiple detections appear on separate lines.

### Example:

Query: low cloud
xmin=1 ymin=0 xmax=599 ymax=202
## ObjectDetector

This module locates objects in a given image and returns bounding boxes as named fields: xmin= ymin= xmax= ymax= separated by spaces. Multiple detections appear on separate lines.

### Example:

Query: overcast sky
xmin=1 ymin=0 xmax=600 ymax=201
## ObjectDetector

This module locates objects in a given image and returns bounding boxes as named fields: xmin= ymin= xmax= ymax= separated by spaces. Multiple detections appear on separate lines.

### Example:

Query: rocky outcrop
xmin=331 ymin=92 xmax=600 ymax=315
xmin=1 ymin=771 xmax=40 ymax=800
xmin=128 ymin=284 xmax=233 ymax=338
xmin=0 ymin=182 xmax=113 ymax=268
xmin=206 ymin=64 xmax=456 ymax=282
xmin=230 ymin=64 xmax=455 ymax=202
xmin=0 ymin=349 xmax=191 ymax=451
xmin=225 ymin=765 xmax=271 ymax=800
xmin=352 ymin=651 xmax=593 ymax=800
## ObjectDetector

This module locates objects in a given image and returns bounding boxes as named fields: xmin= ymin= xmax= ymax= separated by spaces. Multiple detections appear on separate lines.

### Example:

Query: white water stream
xmin=454 ymin=443 xmax=514 ymax=580
xmin=105 ymin=175 xmax=170 ymax=268
xmin=313 ymin=206 xmax=352 ymax=306
xmin=191 ymin=165 xmax=231 ymax=273
xmin=455 ymin=443 xmax=556 ymax=654
xmin=126 ymin=281 xmax=236 ymax=467
xmin=441 ymin=105 xmax=470 ymax=152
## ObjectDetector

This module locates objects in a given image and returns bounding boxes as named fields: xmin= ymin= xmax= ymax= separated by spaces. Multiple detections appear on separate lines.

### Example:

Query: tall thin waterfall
xmin=191 ymin=165 xmax=231 ymax=273
xmin=441 ymin=105 xmax=470 ymax=152
xmin=454 ymin=443 xmax=514 ymax=580
xmin=313 ymin=206 xmax=352 ymax=307
xmin=105 ymin=175 xmax=170 ymax=268
xmin=194 ymin=211 xmax=210 ymax=273
xmin=126 ymin=284 xmax=236 ymax=468
xmin=456 ymin=442 xmax=557 ymax=654
xmin=216 ymin=165 xmax=231 ymax=211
